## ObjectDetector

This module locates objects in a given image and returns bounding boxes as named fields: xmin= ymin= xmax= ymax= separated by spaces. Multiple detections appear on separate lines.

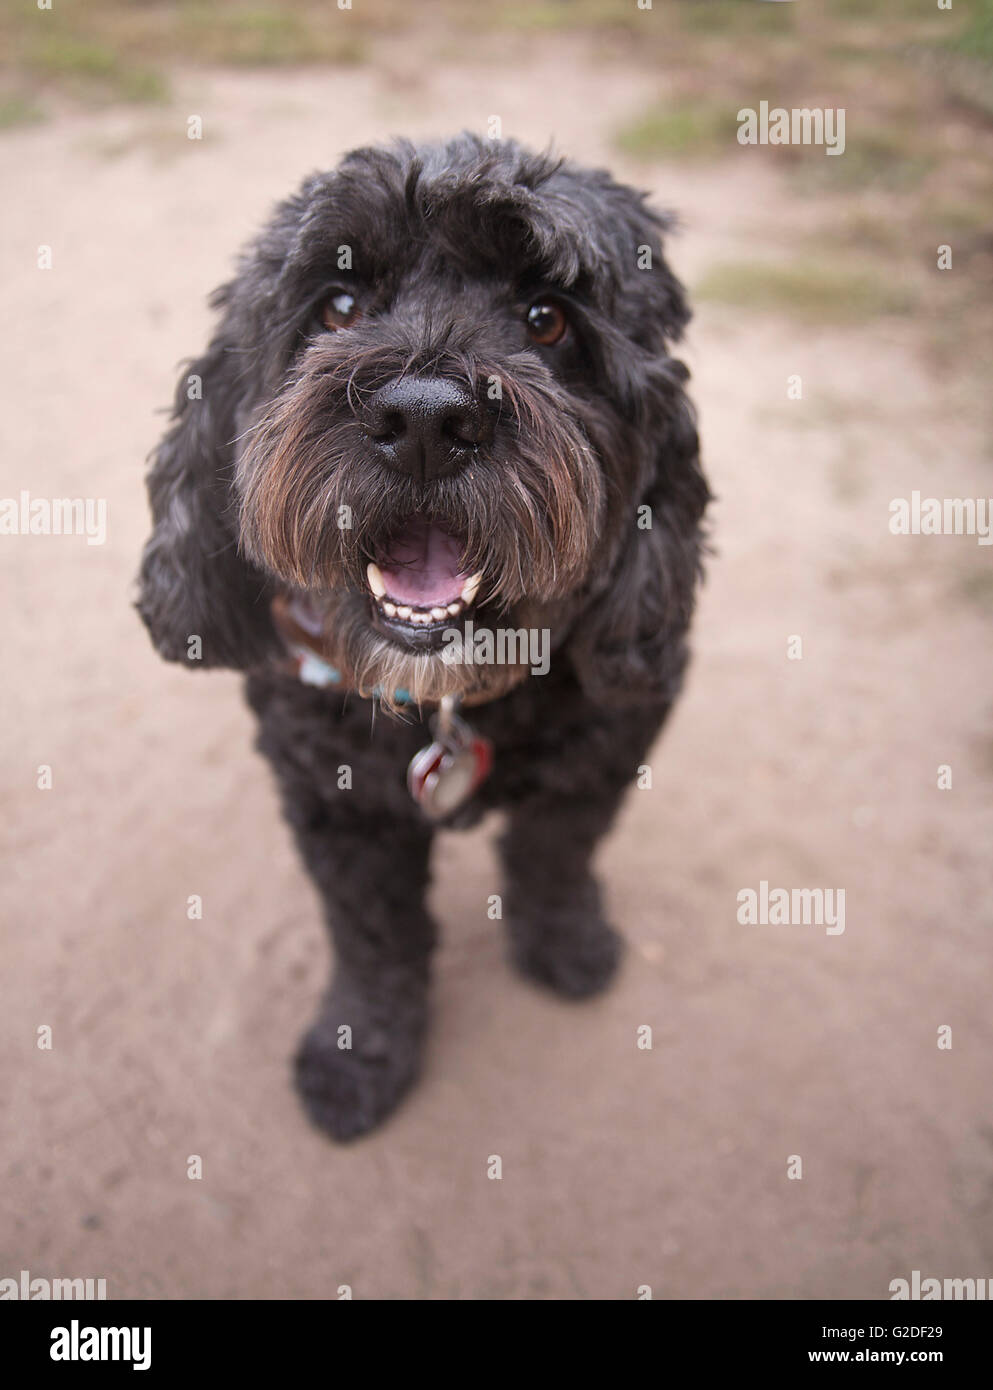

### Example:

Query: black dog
xmin=137 ymin=133 xmax=709 ymax=1141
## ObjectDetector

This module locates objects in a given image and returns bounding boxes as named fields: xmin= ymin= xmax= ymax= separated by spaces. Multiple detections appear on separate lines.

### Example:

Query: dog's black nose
xmin=362 ymin=378 xmax=489 ymax=482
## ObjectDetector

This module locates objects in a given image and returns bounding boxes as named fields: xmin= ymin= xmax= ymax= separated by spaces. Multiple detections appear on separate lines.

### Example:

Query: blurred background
xmin=1 ymin=0 xmax=991 ymax=1299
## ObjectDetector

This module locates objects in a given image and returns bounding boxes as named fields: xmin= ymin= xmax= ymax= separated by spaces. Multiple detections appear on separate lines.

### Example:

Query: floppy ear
xmin=136 ymin=304 xmax=278 ymax=670
xmin=568 ymin=366 xmax=710 ymax=706
xmin=566 ymin=183 xmax=711 ymax=706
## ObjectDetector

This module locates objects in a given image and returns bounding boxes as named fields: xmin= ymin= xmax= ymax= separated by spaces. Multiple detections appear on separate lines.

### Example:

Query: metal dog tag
xmin=407 ymin=698 xmax=492 ymax=820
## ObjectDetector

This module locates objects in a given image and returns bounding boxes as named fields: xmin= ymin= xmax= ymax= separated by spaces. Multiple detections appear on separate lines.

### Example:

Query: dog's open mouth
xmin=366 ymin=516 xmax=482 ymax=645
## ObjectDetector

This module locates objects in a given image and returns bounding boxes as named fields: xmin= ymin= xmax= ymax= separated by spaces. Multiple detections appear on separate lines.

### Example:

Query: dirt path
xmin=1 ymin=44 xmax=991 ymax=1298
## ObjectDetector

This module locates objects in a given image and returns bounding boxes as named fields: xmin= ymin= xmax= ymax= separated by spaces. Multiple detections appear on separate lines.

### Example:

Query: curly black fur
xmin=137 ymin=133 xmax=710 ymax=1140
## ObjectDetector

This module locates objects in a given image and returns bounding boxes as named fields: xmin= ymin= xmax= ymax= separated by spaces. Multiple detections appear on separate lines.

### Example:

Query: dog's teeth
xmin=460 ymin=572 xmax=483 ymax=606
xmin=366 ymin=562 xmax=386 ymax=598
xmin=381 ymin=601 xmax=453 ymax=626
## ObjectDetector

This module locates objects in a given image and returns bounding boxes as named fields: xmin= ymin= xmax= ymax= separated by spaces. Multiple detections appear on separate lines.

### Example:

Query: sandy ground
xmin=2 ymin=40 xmax=992 ymax=1300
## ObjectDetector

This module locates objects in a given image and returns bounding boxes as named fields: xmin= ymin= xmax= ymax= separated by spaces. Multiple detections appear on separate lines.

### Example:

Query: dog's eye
xmin=526 ymin=299 xmax=568 ymax=346
xmin=321 ymin=289 xmax=361 ymax=331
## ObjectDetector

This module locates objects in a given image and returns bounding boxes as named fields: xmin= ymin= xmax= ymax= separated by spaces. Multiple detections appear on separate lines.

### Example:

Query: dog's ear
xmin=566 ymin=184 xmax=710 ymax=706
xmin=136 ymin=293 xmax=277 ymax=670
xmin=568 ymin=363 xmax=710 ymax=707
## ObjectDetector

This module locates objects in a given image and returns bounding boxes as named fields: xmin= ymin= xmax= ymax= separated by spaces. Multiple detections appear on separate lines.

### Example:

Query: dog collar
xmin=270 ymin=594 xmax=510 ymax=710
xmin=269 ymin=595 xmax=495 ymax=818
xmin=271 ymin=594 xmax=416 ymax=703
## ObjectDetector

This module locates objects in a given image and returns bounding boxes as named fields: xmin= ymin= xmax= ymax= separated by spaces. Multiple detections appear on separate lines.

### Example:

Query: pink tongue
xmin=379 ymin=519 xmax=469 ymax=606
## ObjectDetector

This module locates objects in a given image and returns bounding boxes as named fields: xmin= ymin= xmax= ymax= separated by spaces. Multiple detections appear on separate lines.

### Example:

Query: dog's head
xmin=137 ymin=133 xmax=709 ymax=709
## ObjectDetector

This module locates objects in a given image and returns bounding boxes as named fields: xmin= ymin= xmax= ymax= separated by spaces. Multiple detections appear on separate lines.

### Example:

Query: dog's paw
xmin=507 ymin=910 xmax=623 ymax=999
xmin=294 ymin=1000 xmax=425 ymax=1142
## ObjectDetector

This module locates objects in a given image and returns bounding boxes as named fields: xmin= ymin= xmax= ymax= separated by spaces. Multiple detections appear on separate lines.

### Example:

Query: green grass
xmin=789 ymin=123 xmax=936 ymax=193
xmin=0 ymin=1 xmax=367 ymax=113
xmin=495 ymin=3 xmax=616 ymax=34
xmin=23 ymin=33 xmax=168 ymax=103
xmin=177 ymin=5 xmax=366 ymax=67
xmin=826 ymin=0 xmax=912 ymax=16
xmin=28 ymin=35 xmax=119 ymax=79
xmin=950 ymin=0 xmax=993 ymax=63
xmin=614 ymin=102 xmax=738 ymax=160
xmin=0 ymin=90 xmax=45 ymax=128
xmin=910 ymin=0 xmax=993 ymax=118
xmin=696 ymin=260 xmax=917 ymax=322
xmin=115 ymin=67 xmax=169 ymax=103
xmin=679 ymin=0 xmax=796 ymax=36
xmin=931 ymin=198 xmax=993 ymax=236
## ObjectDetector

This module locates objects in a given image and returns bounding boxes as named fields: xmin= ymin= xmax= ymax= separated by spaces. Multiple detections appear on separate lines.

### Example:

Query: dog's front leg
xmin=287 ymin=803 xmax=436 ymax=1141
xmin=499 ymin=792 xmax=628 ymax=1000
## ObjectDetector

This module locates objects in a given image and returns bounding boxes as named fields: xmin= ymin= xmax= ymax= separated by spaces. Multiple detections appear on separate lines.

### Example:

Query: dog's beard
xmin=290 ymin=590 xmax=554 ymax=715
xmin=235 ymin=339 xmax=607 ymax=709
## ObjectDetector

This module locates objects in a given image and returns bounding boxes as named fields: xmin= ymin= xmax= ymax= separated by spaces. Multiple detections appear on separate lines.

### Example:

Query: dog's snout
xmin=362 ymin=378 xmax=490 ymax=482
